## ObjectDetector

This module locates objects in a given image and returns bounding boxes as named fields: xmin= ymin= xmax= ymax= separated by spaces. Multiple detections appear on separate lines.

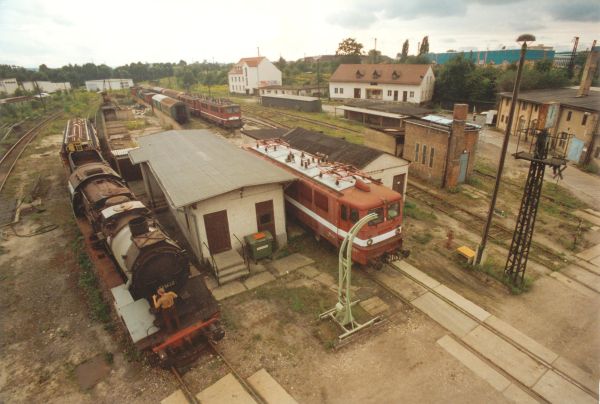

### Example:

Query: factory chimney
xmin=578 ymin=40 xmax=599 ymax=97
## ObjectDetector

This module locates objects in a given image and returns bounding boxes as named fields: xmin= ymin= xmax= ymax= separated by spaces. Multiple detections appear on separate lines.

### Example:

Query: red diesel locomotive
xmin=249 ymin=139 xmax=407 ymax=266
xmin=133 ymin=86 xmax=242 ymax=128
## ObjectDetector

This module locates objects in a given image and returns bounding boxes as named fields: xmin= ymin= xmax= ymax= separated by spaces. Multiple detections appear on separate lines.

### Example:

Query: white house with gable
xmin=228 ymin=57 xmax=282 ymax=95
xmin=329 ymin=64 xmax=435 ymax=104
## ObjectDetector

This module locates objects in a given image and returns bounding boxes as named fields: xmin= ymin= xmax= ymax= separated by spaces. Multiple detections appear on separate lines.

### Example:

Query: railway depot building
xmin=129 ymin=130 xmax=295 ymax=284
xmin=228 ymin=57 xmax=282 ymax=95
xmin=329 ymin=64 xmax=435 ymax=104
xmin=403 ymin=104 xmax=480 ymax=188
xmin=242 ymin=127 xmax=410 ymax=196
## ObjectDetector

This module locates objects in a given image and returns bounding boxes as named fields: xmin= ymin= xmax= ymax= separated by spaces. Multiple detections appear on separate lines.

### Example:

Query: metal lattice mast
xmin=504 ymin=136 xmax=548 ymax=285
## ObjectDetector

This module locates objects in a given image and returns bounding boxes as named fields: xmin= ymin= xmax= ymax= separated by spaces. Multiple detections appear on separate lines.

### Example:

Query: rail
xmin=201 ymin=241 xmax=220 ymax=285
xmin=233 ymin=233 xmax=249 ymax=270
xmin=0 ymin=112 xmax=62 ymax=194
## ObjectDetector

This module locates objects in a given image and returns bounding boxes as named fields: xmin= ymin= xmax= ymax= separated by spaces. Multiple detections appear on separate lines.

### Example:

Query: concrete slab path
xmin=247 ymin=368 xmax=298 ymax=404
xmin=196 ymin=373 xmax=257 ymax=404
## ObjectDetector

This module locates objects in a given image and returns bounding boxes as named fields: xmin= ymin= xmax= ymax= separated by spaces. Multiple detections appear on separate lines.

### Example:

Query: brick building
xmin=403 ymin=104 xmax=480 ymax=188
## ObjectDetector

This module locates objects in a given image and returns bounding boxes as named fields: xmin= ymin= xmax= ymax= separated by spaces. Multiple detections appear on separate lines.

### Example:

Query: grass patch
xmin=404 ymin=201 xmax=437 ymax=221
xmin=71 ymin=236 xmax=113 ymax=329
xmin=473 ymin=258 xmax=533 ymax=294
xmin=542 ymin=182 xmax=587 ymax=210
xmin=413 ymin=232 xmax=433 ymax=245
xmin=255 ymin=285 xmax=333 ymax=318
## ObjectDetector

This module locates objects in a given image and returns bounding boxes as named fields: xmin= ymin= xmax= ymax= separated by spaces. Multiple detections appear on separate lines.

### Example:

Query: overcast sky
xmin=0 ymin=0 xmax=598 ymax=67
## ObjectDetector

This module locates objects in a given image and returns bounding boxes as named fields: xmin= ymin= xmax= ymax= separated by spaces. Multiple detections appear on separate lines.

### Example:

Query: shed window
xmin=567 ymin=111 xmax=572 ymax=121
xmin=429 ymin=147 xmax=435 ymax=167
xmin=340 ymin=88 xmax=344 ymax=94
xmin=387 ymin=90 xmax=392 ymax=96
xmin=334 ymin=88 xmax=338 ymax=94
xmin=410 ymin=91 xmax=414 ymax=97
xmin=415 ymin=143 xmax=420 ymax=162
xmin=582 ymin=114 xmax=588 ymax=126
xmin=314 ymin=191 xmax=328 ymax=212
xmin=422 ymin=145 xmax=427 ymax=164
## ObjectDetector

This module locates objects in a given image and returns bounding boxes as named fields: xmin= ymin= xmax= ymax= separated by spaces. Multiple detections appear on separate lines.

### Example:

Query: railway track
xmin=406 ymin=181 xmax=600 ymax=296
xmin=0 ymin=112 xmax=62 ymax=194
xmin=365 ymin=263 xmax=598 ymax=403
xmin=242 ymin=115 xmax=287 ymax=130
xmin=169 ymin=340 xmax=265 ymax=404
xmin=242 ymin=104 xmax=362 ymax=134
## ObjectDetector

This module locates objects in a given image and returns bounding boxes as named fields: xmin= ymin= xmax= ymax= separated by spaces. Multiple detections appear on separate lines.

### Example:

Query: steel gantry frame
xmin=505 ymin=129 xmax=569 ymax=285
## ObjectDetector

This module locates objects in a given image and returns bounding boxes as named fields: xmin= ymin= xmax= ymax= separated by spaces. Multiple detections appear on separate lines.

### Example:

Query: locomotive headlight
xmin=367 ymin=238 xmax=373 ymax=246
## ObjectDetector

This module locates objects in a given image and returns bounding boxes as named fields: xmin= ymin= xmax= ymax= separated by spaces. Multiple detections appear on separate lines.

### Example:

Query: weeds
xmin=473 ymin=258 xmax=533 ymax=294
xmin=413 ymin=232 xmax=433 ymax=245
xmin=72 ymin=236 xmax=113 ymax=329
xmin=404 ymin=201 xmax=437 ymax=221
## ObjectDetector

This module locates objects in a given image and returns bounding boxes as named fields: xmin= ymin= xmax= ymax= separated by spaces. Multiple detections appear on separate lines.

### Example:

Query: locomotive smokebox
xmin=129 ymin=217 xmax=149 ymax=236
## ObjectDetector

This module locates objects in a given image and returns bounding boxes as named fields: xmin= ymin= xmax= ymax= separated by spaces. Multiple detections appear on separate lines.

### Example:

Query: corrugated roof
xmin=129 ymin=130 xmax=295 ymax=208
xmin=337 ymin=105 xmax=407 ymax=119
xmin=283 ymin=128 xmax=385 ymax=168
xmin=330 ymin=64 xmax=431 ymax=85
xmin=499 ymin=88 xmax=600 ymax=112
xmin=261 ymin=94 xmax=319 ymax=102
xmin=242 ymin=128 xmax=288 ymax=140
xmin=422 ymin=115 xmax=481 ymax=129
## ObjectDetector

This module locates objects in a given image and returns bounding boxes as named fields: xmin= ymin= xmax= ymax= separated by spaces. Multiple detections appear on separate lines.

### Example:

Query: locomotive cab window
xmin=340 ymin=205 xmax=348 ymax=221
xmin=387 ymin=202 xmax=400 ymax=220
xmin=350 ymin=208 xmax=359 ymax=223
xmin=368 ymin=207 xmax=384 ymax=226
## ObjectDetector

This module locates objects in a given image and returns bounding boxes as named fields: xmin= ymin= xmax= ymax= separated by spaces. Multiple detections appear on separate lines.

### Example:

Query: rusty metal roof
xmin=129 ymin=130 xmax=295 ymax=208
xmin=330 ymin=64 xmax=432 ymax=85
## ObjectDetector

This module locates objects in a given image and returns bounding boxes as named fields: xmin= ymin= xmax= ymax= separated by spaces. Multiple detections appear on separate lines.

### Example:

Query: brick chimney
xmin=443 ymin=104 xmax=468 ymax=188
xmin=578 ymin=41 xmax=599 ymax=97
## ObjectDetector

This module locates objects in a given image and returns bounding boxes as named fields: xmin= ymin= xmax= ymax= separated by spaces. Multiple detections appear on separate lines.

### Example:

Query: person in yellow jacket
xmin=152 ymin=287 xmax=180 ymax=332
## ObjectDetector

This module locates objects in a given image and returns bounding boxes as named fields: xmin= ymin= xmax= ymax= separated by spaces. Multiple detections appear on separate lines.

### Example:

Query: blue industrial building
xmin=426 ymin=49 xmax=555 ymax=66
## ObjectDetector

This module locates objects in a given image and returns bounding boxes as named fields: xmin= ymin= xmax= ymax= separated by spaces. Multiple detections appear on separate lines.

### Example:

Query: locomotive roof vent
xmin=129 ymin=216 xmax=149 ymax=237
xmin=355 ymin=179 xmax=371 ymax=192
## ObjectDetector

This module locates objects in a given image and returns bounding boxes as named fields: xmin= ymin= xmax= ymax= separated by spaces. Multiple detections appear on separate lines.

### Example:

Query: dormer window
xmin=372 ymin=70 xmax=381 ymax=79
xmin=392 ymin=70 xmax=400 ymax=79
xmin=355 ymin=70 xmax=365 ymax=78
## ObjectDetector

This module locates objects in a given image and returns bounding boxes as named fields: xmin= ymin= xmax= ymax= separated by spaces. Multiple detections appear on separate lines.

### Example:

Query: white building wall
xmin=189 ymin=183 xmax=288 ymax=260
xmin=85 ymin=79 xmax=134 ymax=92
xmin=257 ymin=59 xmax=282 ymax=88
xmin=329 ymin=82 xmax=426 ymax=103
xmin=363 ymin=154 xmax=410 ymax=195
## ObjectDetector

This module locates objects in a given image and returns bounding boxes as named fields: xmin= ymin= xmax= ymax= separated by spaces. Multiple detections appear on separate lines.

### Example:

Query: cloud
xmin=441 ymin=38 xmax=457 ymax=43
xmin=546 ymin=0 xmax=600 ymax=22
xmin=327 ymin=10 xmax=377 ymax=29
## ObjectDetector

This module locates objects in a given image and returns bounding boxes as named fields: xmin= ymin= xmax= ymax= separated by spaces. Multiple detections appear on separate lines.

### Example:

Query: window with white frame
xmin=410 ymin=91 xmax=415 ymax=97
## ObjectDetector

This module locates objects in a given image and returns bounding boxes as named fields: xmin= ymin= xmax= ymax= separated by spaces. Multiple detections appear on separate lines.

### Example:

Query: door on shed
xmin=567 ymin=138 xmax=584 ymax=162
xmin=392 ymin=174 xmax=406 ymax=195
xmin=354 ymin=88 xmax=361 ymax=98
xmin=256 ymin=200 xmax=276 ymax=237
xmin=458 ymin=152 xmax=469 ymax=183
xmin=393 ymin=90 xmax=398 ymax=101
xmin=402 ymin=91 xmax=408 ymax=102
xmin=203 ymin=210 xmax=231 ymax=254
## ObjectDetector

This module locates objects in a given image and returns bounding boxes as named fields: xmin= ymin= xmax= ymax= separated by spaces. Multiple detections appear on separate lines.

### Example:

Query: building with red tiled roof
xmin=329 ymin=64 xmax=435 ymax=104
xmin=228 ymin=57 xmax=282 ymax=95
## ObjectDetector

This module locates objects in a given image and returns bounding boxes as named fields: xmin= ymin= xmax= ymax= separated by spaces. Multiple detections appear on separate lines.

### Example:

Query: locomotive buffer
xmin=320 ymin=213 xmax=381 ymax=341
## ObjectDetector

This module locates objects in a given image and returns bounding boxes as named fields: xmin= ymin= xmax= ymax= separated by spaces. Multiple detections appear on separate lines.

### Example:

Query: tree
xmin=336 ymin=38 xmax=364 ymax=64
xmin=275 ymin=57 xmax=287 ymax=70
xmin=175 ymin=66 xmax=196 ymax=92
xmin=401 ymin=39 xmax=409 ymax=62
xmin=202 ymin=71 xmax=217 ymax=96
xmin=368 ymin=49 xmax=381 ymax=63
xmin=419 ymin=36 xmax=429 ymax=55
xmin=433 ymin=54 xmax=475 ymax=103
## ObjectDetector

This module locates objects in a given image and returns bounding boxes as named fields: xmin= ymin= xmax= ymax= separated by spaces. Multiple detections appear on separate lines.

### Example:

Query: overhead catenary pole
xmin=475 ymin=34 xmax=535 ymax=266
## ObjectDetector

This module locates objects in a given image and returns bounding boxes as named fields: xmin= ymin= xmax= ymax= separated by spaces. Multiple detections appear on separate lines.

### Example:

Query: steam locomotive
xmin=62 ymin=118 xmax=223 ymax=367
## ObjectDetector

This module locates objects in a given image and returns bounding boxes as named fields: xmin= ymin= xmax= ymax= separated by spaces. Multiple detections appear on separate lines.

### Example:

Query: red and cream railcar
xmin=184 ymin=94 xmax=242 ymax=129
xmin=249 ymin=140 xmax=406 ymax=266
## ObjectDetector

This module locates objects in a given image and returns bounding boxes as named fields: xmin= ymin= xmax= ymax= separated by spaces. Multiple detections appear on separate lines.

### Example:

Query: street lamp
xmin=475 ymin=33 xmax=535 ymax=265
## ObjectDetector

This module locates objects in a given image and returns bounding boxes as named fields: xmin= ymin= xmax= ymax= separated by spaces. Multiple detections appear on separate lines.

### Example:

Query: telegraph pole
xmin=475 ymin=34 xmax=535 ymax=266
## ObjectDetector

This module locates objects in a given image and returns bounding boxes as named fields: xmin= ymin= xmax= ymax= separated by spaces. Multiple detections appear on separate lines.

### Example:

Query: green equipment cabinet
xmin=244 ymin=231 xmax=274 ymax=262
